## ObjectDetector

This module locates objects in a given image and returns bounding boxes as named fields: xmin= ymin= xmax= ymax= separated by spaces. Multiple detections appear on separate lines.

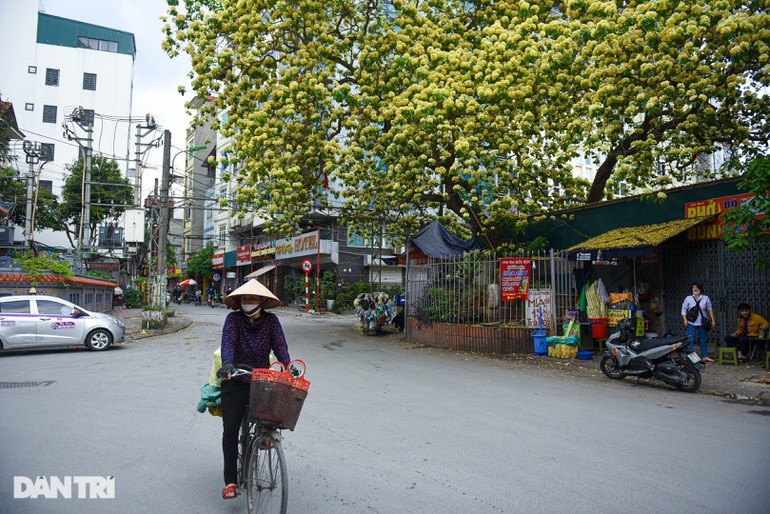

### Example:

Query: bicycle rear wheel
xmin=246 ymin=431 xmax=288 ymax=514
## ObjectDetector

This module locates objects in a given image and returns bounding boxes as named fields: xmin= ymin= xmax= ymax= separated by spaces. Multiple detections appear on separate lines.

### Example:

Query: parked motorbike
xmin=600 ymin=318 xmax=704 ymax=392
xmin=355 ymin=292 xmax=393 ymax=336
xmin=194 ymin=290 xmax=202 ymax=306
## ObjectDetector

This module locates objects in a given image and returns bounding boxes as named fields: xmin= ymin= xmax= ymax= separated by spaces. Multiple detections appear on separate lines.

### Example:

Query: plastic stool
xmin=595 ymin=338 xmax=607 ymax=354
xmin=717 ymin=346 xmax=738 ymax=365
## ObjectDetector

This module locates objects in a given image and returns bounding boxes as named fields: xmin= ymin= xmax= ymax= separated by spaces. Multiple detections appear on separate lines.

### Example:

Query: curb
xmin=125 ymin=315 xmax=193 ymax=341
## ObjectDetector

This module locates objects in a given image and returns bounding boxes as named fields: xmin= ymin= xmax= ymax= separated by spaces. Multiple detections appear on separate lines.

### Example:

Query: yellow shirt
xmin=733 ymin=313 xmax=769 ymax=337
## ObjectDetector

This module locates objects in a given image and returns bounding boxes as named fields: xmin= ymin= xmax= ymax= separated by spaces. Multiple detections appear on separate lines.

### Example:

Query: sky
xmin=40 ymin=0 xmax=193 ymax=171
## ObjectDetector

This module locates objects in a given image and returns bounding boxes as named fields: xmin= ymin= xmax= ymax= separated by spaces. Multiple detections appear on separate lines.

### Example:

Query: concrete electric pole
xmin=21 ymin=141 xmax=42 ymax=248
xmin=155 ymin=129 xmax=172 ymax=307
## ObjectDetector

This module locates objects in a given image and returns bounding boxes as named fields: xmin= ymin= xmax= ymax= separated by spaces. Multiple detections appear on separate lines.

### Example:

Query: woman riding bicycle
xmin=217 ymin=279 xmax=290 ymax=500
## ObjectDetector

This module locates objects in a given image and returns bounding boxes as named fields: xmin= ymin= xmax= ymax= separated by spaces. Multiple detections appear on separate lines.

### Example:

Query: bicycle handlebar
xmin=219 ymin=363 xmax=252 ymax=380
xmin=221 ymin=362 xmax=303 ymax=380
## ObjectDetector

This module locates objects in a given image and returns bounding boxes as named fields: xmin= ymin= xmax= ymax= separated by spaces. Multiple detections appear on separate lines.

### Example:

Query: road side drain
xmin=0 ymin=381 xmax=55 ymax=389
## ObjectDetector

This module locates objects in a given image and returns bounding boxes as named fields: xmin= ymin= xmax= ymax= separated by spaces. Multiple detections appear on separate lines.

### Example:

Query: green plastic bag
xmin=546 ymin=334 xmax=580 ymax=347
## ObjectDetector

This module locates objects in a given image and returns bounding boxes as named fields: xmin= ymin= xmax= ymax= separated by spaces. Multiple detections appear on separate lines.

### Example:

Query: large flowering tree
xmin=163 ymin=0 xmax=770 ymax=246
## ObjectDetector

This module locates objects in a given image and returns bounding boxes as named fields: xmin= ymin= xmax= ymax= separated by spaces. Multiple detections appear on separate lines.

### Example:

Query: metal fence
xmin=405 ymin=250 xmax=575 ymax=333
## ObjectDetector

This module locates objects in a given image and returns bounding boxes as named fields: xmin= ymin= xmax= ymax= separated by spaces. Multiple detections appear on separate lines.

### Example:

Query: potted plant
xmin=320 ymin=270 xmax=337 ymax=310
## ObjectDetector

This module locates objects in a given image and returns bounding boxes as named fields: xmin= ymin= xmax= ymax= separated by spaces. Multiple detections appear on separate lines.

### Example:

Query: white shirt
xmin=681 ymin=294 xmax=713 ymax=325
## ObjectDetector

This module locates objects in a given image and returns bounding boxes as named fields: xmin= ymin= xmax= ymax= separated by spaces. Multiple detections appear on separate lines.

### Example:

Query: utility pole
xmin=132 ymin=115 xmax=159 ymax=289
xmin=155 ymin=130 xmax=172 ymax=307
xmin=63 ymin=106 xmax=94 ymax=253
xmin=82 ymin=119 xmax=93 ymax=250
xmin=133 ymin=114 xmax=158 ymax=206
xmin=22 ymin=141 xmax=42 ymax=249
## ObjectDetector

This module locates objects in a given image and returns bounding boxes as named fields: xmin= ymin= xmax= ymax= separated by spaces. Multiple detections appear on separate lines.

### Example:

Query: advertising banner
xmin=274 ymin=231 xmax=319 ymax=260
xmin=500 ymin=257 xmax=531 ymax=301
xmin=525 ymin=289 xmax=551 ymax=328
xmin=211 ymin=251 xmax=224 ymax=269
xmin=236 ymin=245 xmax=251 ymax=266
xmin=684 ymin=192 xmax=756 ymax=241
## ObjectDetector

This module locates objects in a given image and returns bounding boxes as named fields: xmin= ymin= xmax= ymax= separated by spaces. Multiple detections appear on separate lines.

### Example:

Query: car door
xmin=33 ymin=298 xmax=86 ymax=346
xmin=0 ymin=299 xmax=37 ymax=348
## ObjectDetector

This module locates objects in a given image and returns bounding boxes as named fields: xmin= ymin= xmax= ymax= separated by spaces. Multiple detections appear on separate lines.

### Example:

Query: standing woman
xmin=217 ymin=279 xmax=290 ymax=500
xmin=681 ymin=282 xmax=717 ymax=363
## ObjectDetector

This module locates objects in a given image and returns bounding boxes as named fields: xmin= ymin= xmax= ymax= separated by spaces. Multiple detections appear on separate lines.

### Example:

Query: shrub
xmin=124 ymin=288 xmax=144 ymax=308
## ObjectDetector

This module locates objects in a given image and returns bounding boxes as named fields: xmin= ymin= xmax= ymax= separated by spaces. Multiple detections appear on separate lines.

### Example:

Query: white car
xmin=0 ymin=295 xmax=126 ymax=352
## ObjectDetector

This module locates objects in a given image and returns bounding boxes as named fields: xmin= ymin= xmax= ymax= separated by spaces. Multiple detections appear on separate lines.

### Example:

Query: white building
xmin=0 ymin=0 xmax=135 ymax=250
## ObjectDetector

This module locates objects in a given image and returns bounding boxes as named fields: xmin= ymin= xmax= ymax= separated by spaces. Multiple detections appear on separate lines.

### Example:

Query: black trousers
xmin=724 ymin=335 xmax=750 ymax=355
xmin=221 ymin=380 xmax=250 ymax=485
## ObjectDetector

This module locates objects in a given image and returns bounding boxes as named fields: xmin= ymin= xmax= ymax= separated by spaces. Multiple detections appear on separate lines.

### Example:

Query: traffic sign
xmin=301 ymin=259 xmax=313 ymax=272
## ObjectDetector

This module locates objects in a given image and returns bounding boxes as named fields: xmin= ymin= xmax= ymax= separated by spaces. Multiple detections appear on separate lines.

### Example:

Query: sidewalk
xmin=496 ymin=351 xmax=770 ymax=404
xmin=109 ymin=308 xmax=770 ymax=404
xmin=110 ymin=307 xmax=193 ymax=340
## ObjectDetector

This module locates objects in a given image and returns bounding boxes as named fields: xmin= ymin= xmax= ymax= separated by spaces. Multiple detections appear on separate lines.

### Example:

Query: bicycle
xmin=229 ymin=361 xmax=309 ymax=514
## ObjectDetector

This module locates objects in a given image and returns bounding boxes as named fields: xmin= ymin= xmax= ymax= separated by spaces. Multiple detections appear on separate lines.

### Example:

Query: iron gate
xmin=662 ymin=239 xmax=770 ymax=344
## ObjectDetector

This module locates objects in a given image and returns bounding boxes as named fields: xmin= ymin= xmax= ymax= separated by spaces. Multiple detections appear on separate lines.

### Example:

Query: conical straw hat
xmin=224 ymin=279 xmax=282 ymax=309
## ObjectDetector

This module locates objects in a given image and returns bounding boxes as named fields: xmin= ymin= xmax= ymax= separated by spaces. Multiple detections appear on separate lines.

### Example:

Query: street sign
xmin=302 ymin=260 xmax=313 ymax=313
xmin=213 ymin=273 xmax=220 ymax=281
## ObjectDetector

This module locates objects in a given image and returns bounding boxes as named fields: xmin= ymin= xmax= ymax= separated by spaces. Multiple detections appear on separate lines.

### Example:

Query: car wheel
xmin=85 ymin=329 xmax=112 ymax=351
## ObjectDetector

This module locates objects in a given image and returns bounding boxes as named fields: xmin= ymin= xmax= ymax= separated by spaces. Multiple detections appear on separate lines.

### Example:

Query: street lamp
xmin=171 ymin=145 xmax=207 ymax=178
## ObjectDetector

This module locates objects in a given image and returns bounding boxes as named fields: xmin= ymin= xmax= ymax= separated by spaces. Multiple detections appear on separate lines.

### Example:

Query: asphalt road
xmin=0 ymin=303 xmax=767 ymax=513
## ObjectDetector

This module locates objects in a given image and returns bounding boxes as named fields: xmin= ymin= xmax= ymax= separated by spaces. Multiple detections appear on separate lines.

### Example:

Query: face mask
xmin=241 ymin=304 xmax=262 ymax=316
xmin=692 ymin=290 xmax=701 ymax=296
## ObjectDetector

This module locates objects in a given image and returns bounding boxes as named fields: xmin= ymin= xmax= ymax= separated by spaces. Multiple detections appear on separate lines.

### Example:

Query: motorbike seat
xmin=633 ymin=336 xmax=684 ymax=352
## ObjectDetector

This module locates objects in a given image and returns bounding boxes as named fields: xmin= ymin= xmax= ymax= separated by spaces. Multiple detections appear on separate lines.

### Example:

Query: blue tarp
xmin=410 ymin=220 xmax=478 ymax=259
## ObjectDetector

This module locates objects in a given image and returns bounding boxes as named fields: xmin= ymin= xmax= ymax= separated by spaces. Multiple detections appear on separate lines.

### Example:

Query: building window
xmin=42 ymin=105 xmax=57 ymax=124
xmin=45 ymin=68 xmax=59 ymax=86
xmin=28 ymin=65 xmax=37 ymax=74
xmin=25 ymin=103 xmax=34 ymax=111
xmin=83 ymin=73 xmax=97 ymax=91
xmin=39 ymin=180 xmax=53 ymax=194
xmin=348 ymin=228 xmax=381 ymax=248
xmin=40 ymin=144 xmax=55 ymax=161
xmin=78 ymin=36 xmax=118 ymax=53
xmin=218 ymin=226 xmax=226 ymax=247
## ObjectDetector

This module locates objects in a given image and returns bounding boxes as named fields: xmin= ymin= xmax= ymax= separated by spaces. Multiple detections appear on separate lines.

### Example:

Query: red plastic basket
xmin=249 ymin=369 xmax=310 ymax=430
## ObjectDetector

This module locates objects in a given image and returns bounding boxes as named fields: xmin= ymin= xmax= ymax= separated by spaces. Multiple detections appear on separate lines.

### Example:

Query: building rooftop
xmin=37 ymin=12 xmax=136 ymax=58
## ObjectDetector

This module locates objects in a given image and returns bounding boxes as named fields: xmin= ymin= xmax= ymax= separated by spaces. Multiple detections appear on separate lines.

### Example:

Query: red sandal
xmin=222 ymin=483 xmax=238 ymax=499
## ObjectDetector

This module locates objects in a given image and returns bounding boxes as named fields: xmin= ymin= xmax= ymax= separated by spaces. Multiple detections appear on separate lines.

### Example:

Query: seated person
xmin=392 ymin=310 xmax=405 ymax=332
xmin=724 ymin=303 xmax=769 ymax=361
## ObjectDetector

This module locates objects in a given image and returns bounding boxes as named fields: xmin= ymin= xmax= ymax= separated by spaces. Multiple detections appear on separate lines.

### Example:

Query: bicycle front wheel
xmin=246 ymin=432 xmax=288 ymax=514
